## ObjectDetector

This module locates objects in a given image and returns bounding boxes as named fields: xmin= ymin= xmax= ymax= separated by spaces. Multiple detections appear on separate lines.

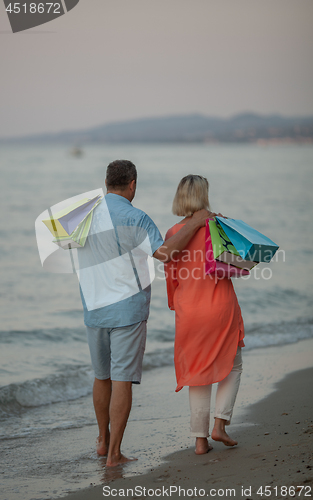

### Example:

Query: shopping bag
xmin=215 ymin=217 xmax=279 ymax=263
xmin=208 ymin=219 xmax=257 ymax=271
xmin=43 ymin=195 xmax=102 ymax=237
xmin=52 ymin=210 xmax=94 ymax=249
xmin=205 ymin=220 xmax=250 ymax=278
xmin=42 ymin=194 xmax=102 ymax=249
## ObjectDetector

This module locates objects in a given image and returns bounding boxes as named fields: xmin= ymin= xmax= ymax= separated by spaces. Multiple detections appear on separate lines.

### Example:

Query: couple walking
xmin=79 ymin=160 xmax=244 ymax=466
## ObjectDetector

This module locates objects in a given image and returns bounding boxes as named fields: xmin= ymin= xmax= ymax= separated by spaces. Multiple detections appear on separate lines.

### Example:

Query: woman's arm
xmin=163 ymin=227 xmax=179 ymax=310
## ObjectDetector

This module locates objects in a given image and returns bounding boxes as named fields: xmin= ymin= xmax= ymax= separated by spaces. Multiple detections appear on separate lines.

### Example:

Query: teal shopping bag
xmin=215 ymin=217 xmax=279 ymax=263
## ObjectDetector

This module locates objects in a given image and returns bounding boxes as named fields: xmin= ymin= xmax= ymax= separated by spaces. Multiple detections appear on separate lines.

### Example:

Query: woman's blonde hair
xmin=172 ymin=175 xmax=210 ymax=217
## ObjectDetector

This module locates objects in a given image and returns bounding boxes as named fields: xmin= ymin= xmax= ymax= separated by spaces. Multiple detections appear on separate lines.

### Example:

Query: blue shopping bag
xmin=215 ymin=217 xmax=279 ymax=263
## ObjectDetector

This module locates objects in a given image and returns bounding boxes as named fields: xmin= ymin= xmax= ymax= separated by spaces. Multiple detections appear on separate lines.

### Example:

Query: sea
xmin=0 ymin=143 xmax=313 ymax=499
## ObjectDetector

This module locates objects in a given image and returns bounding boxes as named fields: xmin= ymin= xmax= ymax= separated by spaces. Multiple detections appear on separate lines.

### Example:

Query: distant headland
xmin=1 ymin=112 xmax=313 ymax=145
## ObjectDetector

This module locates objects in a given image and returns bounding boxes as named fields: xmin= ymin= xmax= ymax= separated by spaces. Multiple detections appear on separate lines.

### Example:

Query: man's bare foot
xmin=106 ymin=453 xmax=138 ymax=467
xmin=211 ymin=428 xmax=238 ymax=446
xmin=96 ymin=436 xmax=109 ymax=456
xmin=195 ymin=437 xmax=213 ymax=455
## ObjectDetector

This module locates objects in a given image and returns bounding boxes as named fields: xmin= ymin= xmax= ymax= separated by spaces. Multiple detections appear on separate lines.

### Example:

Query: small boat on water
xmin=70 ymin=147 xmax=83 ymax=157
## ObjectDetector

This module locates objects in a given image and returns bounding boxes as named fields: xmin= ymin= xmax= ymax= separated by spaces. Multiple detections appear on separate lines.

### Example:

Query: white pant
xmin=189 ymin=348 xmax=243 ymax=438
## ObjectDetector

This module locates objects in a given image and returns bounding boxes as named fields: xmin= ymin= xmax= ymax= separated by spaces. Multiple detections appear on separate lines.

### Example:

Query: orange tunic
xmin=165 ymin=224 xmax=245 ymax=392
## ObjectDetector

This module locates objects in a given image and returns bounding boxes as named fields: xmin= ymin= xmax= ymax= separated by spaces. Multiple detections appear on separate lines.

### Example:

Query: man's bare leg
xmin=93 ymin=377 xmax=111 ymax=455
xmin=106 ymin=380 xmax=137 ymax=467
xmin=211 ymin=417 xmax=238 ymax=446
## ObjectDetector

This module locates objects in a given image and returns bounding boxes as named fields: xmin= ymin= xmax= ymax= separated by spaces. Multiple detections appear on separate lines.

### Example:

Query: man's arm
xmin=153 ymin=209 xmax=215 ymax=263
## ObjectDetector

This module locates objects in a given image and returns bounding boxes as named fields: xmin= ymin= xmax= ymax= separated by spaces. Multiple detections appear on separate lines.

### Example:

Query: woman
xmin=165 ymin=175 xmax=245 ymax=455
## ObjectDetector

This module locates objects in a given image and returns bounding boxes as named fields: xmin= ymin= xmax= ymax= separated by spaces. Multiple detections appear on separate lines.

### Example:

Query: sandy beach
xmin=53 ymin=338 xmax=313 ymax=500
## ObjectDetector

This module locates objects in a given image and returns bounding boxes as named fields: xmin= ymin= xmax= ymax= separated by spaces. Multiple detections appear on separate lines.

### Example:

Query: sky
xmin=1 ymin=0 xmax=313 ymax=138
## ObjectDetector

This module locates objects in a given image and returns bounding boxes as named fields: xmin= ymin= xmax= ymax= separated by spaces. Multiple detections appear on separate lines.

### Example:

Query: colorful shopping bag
xmin=209 ymin=219 xmax=257 ymax=271
xmin=205 ymin=220 xmax=250 ymax=278
xmin=42 ymin=194 xmax=102 ymax=249
xmin=215 ymin=217 xmax=279 ymax=263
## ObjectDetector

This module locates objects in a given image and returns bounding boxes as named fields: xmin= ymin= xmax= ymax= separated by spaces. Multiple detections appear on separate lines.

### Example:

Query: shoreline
xmin=57 ymin=337 xmax=313 ymax=500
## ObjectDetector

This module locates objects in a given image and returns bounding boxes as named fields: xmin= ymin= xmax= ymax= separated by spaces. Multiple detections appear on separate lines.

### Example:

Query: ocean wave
xmin=244 ymin=317 xmax=313 ymax=350
xmin=0 ymin=419 xmax=95 ymax=441
xmin=0 ymin=326 xmax=86 ymax=344
xmin=237 ymin=286 xmax=311 ymax=310
xmin=152 ymin=328 xmax=175 ymax=343
xmin=143 ymin=347 xmax=174 ymax=370
xmin=0 ymin=366 xmax=93 ymax=419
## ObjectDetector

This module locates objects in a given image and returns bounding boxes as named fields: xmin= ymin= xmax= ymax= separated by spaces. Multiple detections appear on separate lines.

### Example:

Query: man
xmin=78 ymin=160 xmax=212 ymax=467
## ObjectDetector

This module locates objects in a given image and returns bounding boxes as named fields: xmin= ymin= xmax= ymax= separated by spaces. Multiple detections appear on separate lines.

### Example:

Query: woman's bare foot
xmin=211 ymin=428 xmax=238 ymax=446
xmin=106 ymin=453 xmax=138 ymax=467
xmin=195 ymin=437 xmax=213 ymax=455
xmin=211 ymin=417 xmax=238 ymax=446
xmin=96 ymin=436 xmax=109 ymax=456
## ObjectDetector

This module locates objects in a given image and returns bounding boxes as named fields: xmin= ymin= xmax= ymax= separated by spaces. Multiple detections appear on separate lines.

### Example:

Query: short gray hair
xmin=106 ymin=160 xmax=137 ymax=190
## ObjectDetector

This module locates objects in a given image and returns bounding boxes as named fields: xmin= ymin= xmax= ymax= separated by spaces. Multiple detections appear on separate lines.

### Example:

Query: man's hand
xmin=191 ymin=209 xmax=216 ymax=227
xmin=154 ymin=209 xmax=217 ymax=263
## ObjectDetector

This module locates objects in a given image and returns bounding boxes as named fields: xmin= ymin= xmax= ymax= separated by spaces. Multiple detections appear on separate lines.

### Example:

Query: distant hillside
xmin=2 ymin=113 xmax=313 ymax=144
